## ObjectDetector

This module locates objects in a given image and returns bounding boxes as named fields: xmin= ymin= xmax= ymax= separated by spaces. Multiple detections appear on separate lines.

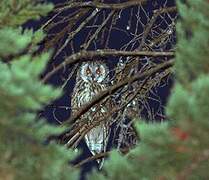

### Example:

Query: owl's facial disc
xmin=80 ymin=62 xmax=107 ymax=83
xmin=81 ymin=64 xmax=93 ymax=82
xmin=94 ymin=65 xmax=106 ymax=83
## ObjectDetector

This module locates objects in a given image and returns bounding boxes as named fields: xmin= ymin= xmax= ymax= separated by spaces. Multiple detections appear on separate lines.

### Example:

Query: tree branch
xmin=42 ymin=49 xmax=174 ymax=82
xmin=73 ymin=147 xmax=129 ymax=168
xmin=55 ymin=0 xmax=148 ymax=12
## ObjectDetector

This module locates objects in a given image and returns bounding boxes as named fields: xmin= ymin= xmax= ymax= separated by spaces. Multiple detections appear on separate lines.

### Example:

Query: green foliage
xmin=0 ymin=1 xmax=80 ymax=180
xmin=168 ymin=75 xmax=209 ymax=129
xmin=90 ymin=123 xmax=193 ymax=180
xmin=90 ymin=0 xmax=209 ymax=179
xmin=0 ymin=53 xmax=58 ymax=115
xmin=0 ymin=0 xmax=53 ymax=27
xmin=175 ymin=0 xmax=209 ymax=85
xmin=191 ymin=75 xmax=209 ymax=126
xmin=0 ymin=28 xmax=31 ymax=58
xmin=0 ymin=41 xmax=80 ymax=179
xmin=0 ymin=28 xmax=46 ymax=59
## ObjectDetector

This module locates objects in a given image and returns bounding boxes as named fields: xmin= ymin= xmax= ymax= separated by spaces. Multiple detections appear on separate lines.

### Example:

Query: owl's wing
xmin=61 ymin=81 xmax=85 ymax=145
xmin=70 ymin=82 xmax=81 ymax=116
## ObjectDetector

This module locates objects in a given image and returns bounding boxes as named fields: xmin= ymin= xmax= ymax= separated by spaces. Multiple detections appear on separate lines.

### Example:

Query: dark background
xmin=25 ymin=0 xmax=176 ymax=179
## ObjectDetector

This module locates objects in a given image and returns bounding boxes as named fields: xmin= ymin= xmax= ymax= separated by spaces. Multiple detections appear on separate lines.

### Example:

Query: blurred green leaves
xmin=0 ymin=1 xmax=80 ymax=179
xmin=0 ymin=52 xmax=61 ymax=117
xmin=0 ymin=0 xmax=53 ymax=27
xmin=0 ymin=28 xmax=31 ymax=58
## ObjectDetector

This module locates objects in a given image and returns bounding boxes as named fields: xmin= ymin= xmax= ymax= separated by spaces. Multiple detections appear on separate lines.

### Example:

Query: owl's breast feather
xmin=77 ymin=83 xmax=106 ymax=106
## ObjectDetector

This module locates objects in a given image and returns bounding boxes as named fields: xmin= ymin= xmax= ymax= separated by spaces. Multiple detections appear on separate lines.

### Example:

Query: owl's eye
xmin=96 ymin=68 xmax=101 ymax=75
xmin=86 ymin=67 xmax=91 ymax=75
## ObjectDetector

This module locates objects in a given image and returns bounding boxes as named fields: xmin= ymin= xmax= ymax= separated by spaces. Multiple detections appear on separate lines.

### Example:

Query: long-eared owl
xmin=70 ymin=60 xmax=110 ymax=168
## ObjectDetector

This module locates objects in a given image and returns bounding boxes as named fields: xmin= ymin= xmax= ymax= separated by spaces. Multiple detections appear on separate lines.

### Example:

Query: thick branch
xmin=42 ymin=49 xmax=174 ymax=82
xmin=55 ymin=1 xmax=148 ymax=12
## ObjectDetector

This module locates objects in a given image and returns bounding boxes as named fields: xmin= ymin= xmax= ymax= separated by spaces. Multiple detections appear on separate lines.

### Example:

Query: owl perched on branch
xmin=69 ymin=60 xmax=111 ymax=168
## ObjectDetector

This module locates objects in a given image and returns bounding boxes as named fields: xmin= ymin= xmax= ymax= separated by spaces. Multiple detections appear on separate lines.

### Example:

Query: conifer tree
xmin=90 ymin=0 xmax=209 ymax=179
xmin=0 ymin=1 xmax=79 ymax=179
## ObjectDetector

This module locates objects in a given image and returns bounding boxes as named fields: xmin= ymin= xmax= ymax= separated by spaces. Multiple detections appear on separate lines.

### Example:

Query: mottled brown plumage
xmin=70 ymin=61 xmax=110 ymax=168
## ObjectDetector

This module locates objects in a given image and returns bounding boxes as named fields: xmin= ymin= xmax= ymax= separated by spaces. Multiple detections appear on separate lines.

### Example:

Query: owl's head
xmin=79 ymin=61 xmax=108 ymax=83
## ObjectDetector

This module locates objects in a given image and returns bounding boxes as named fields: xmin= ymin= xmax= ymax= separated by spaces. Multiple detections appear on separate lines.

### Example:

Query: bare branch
xmin=42 ymin=50 xmax=174 ymax=83
xmin=55 ymin=1 xmax=148 ymax=12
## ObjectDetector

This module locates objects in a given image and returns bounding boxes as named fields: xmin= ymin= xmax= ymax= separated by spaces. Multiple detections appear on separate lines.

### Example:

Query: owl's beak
xmin=91 ymin=74 xmax=95 ymax=81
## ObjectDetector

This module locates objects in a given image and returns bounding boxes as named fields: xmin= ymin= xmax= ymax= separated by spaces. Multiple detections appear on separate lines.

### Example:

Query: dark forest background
xmin=26 ymin=0 xmax=176 ymax=178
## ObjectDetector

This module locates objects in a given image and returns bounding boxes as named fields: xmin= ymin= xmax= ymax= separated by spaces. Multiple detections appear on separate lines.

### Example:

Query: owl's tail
xmin=85 ymin=124 xmax=109 ymax=169
xmin=91 ymin=148 xmax=105 ymax=169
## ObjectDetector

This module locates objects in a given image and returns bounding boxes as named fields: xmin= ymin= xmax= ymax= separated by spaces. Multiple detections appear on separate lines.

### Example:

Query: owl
xmin=70 ymin=60 xmax=111 ymax=168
